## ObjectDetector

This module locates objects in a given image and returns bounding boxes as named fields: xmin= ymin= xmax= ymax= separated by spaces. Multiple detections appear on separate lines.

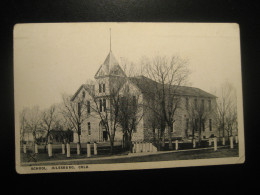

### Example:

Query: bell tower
xmin=94 ymin=29 xmax=126 ymax=97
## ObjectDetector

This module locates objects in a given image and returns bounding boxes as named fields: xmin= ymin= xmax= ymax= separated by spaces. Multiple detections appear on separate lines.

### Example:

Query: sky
xmin=14 ymin=22 xmax=242 ymax=115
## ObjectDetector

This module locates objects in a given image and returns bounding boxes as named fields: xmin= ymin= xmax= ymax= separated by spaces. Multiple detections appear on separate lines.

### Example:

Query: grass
xmin=21 ymin=142 xmax=239 ymax=166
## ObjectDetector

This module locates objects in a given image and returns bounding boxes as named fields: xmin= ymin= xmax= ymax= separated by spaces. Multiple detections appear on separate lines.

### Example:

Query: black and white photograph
xmin=14 ymin=23 xmax=245 ymax=174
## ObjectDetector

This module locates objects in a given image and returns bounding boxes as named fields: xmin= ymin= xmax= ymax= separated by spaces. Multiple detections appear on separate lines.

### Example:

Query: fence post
xmin=94 ymin=142 xmax=97 ymax=155
xmin=143 ymin=142 xmax=146 ymax=152
xmin=193 ymin=139 xmax=196 ymax=148
xmin=77 ymin=142 xmax=80 ymax=155
xmin=62 ymin=143 xmax=65 ymax=154
xmin=149 ymin=143 xmax=153 ymax=152
xmin=175 ymin=140 xmax=179 ymax=150
xmin=66 ymin=143 xmax=70 ymax=158
xmin=35 ymin=143 xmax=38 ymax=154
xmin=23 ymin=143 xmax=26 ymax=154
xmin=214 ymin=137 xmax=217 ymax=151
xmin=132 ymin=142 xmax=135 ymax=153
xmin=136 ymin=142 xmax=140 ymax=153
xmin=146 ymin=142 xmax=149 ymax=152
xmin=48 ymin=143 xmax=52 ymax=157
xmin=209 ymin=138 xmax=212 ymax=146
xmin=222 ymin=137 xmax=225 ymax=145
xmin=139 ymin=142 xmax=143 ymax=152
xmin=230 ymin=136 xmax=234 ymax=149
xmin=87 ymin=142 xmax=91 ymax=157
xmin=235 ymin=135 xmax=238 ymax=144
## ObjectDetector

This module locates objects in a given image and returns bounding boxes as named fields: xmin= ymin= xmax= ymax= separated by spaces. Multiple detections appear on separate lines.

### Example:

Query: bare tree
xmin=142 ymin=55 xmax=190 ymax=150
xmin=41 ymin=105 xmax=57 ymax=152
xmin=118 ymin=86 xmax=144 ymax=151
xmin=24 ymin=106 xmax=42 ymax=145
xmin=187 ymin=98 xmax=211 ymax=145
xmin=60 ymin=94 xmax=87 ymax=151
xmin=19 ymin=107 xmax=28 ymax=143
xmin=216 ymin=82 xmax=237 ymax=138
xmin=85 ymin=77 xmax=126 ymax=153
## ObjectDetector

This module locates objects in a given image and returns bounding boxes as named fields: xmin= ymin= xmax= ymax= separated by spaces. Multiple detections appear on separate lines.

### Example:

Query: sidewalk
xmin=21 ymin=145 xmax=231 ymax=166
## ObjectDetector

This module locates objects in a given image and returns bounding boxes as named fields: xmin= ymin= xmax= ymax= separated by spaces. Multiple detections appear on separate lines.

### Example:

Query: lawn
xmin=21 ymin=143 xmax=239 ymax=166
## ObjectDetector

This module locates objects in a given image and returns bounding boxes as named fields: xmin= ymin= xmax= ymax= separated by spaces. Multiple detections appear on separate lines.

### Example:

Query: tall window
xmin=88 ymin=122 xmax=91 ymax=135
xmin=99 ymin=99 xmax=102 ymax=112
xmin=208 ymin=100 xmax=212 ymax=111
xmin=194 ymin=98 xmax=197 ymax=109
xmin=186 ymin=97 xmax=189 ymax=110
xmin=82 ymin=91 xmax=85 ymax=98
xmin=201 ymin=99 xmax=204 ymax=110
xmin=103 ymin=83 xmax=106 ymax=93
xmin=103 ymin=99 xmax=106 ymax=111
xmin=209 ymin=119 xmax=212 ymax=131
xmin=78 ymin=102 xmax=81 ymax=116
xmin=87 ymin=101 xmax=90 ymax=114
xmin=99 ymin=84 xmax=102 ymax=93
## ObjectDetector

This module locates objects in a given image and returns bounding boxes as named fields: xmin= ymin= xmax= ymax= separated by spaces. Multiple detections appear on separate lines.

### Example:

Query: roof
xmin=94 ymin=51 xmax=126 ymax=78
xmin=129 ymin=75 xmax=217 ymax=98
xmin=70 ymin=84 xmax=95 ymax=101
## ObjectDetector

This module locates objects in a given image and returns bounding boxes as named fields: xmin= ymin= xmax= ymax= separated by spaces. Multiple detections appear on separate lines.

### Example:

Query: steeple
xmin=94 ymin=29 xmax=126 ymax=79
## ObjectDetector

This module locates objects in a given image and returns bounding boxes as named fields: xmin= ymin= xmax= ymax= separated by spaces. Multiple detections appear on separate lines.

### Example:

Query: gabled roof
xmin=128 ymin=75 xmax=217 ymax=98
xmin=71 ymin=84 xmax=95 ymax=101
xmin=94 ymin=51 xmax=126 ymax=78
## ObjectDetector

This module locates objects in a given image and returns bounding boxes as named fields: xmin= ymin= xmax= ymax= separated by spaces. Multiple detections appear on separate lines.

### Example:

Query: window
xmin=99 ymin=84 xmax=102 ymax=93
xmin=194 ymin=98 xmax=197 ymax=109
xmin=87 ymin=101 xmax=90 ymax=114
xmin=88 ymin=122 xmax=91 ymax=135
xmin=103 ymin=99 xmax=106 ymax=111
xmin=186 ymin=97 xmax=189 ymax=110
xmin=78 ymin=103 xmax=81 ymax=116
xmin=99 ymin=99 xmax=102 ymax=112
xmin=208 ymin=100 xmax=212 ymax=111
xmin=201 ymin=99 xmax=204 ymax=110
xmin=82 ymin=91 xmax=85 ymax=98
xmin=209 ymin=119 xmax=212 ymax=131
xmin=103 ymin=83 xmax=105 ymax=93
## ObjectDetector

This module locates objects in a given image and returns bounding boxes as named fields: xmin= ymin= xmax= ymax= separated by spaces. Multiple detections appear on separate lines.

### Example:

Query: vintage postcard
xmin=14 ymin=23 xmax=245 ymax=174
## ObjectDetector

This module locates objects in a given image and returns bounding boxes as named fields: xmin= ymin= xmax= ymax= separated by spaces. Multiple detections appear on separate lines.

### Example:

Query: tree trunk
xmin=168 ymin=125 xmax=173 ymax=150
xmin=109 ymin=134 xmax=114 ymax=154
xmin=44 ymin=131 xmax=50 ymax=153
xmin=162 ymin=132 xmax=165 ymax=148
xmin=198 ymin=120 xmax=202 ymax=146
xmin=77 ymin=131 xmax=81 ymax=151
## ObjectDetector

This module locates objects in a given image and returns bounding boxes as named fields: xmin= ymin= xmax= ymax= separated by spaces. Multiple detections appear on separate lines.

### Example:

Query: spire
xmin=110 ymin=28 xmax=111 ymax=52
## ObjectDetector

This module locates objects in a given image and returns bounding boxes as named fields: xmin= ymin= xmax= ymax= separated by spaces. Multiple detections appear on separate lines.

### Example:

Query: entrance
xmin=103 ymin=131 xmax=108 ymax=141
xmin=99 ymin=120 xmax=109 ymax=142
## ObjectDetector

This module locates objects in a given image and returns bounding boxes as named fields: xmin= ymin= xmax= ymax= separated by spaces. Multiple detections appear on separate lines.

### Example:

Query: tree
xmin=187 ymin=98 xmax=211 ymax=145
xmin=118 ymin=86 xmax=144 ymax=151
xmin=19 ymin=107 xmax=28 ymax=143
xmin=142 ymin=55 xmax=190 ymax=150
xmin=216 ymin=82 xmax=237 ymax=138
xmin=41 ymin=105 xmax=57 ymax=152
xmin=24 ymin=106 xmax=43 ymax=145
xmin=60 ymin=94 xmax=87 ymax=151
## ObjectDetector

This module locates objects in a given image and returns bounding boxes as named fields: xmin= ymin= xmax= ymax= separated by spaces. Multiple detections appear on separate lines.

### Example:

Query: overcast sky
xmin=14 ymin=23 xmax=242 ymax=115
